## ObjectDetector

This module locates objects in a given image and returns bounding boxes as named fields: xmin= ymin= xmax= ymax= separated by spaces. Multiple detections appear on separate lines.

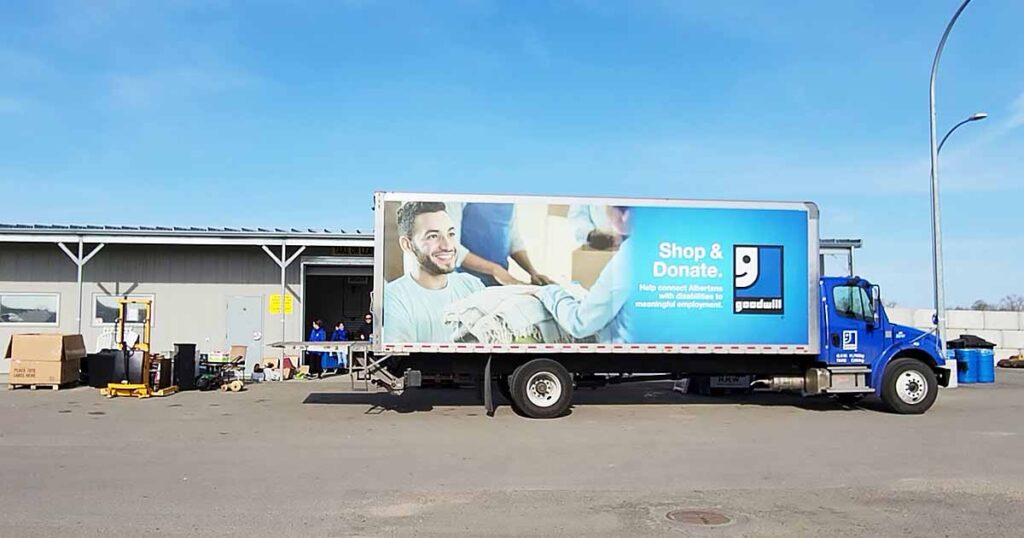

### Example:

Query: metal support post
xmin=262 ymin=244 xmax=306 ymax=361
xmin=57 ymin=239 xmax=105 ymax=333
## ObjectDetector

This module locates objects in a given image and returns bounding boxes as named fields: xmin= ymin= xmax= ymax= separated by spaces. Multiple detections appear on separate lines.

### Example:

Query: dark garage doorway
xmin=303 ymin=264 xmax=373 ymax=339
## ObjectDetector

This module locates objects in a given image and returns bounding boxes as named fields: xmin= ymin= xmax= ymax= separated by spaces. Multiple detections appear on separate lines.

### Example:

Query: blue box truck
xmin=371 ymin=192 xmax=949 ymax=418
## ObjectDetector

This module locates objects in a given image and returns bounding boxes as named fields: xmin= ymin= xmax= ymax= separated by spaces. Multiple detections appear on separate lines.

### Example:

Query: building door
xmin=226 ymin=296 xmax=263 ymax=373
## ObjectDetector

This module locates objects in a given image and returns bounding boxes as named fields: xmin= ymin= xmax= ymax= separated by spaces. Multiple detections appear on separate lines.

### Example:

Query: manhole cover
xmin=666 ymin=510 xmax=732 ymax=526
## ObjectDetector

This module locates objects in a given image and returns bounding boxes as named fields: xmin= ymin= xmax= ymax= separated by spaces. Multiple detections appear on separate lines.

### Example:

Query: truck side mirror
xmin=871 ymin=285 xmax=881 ymax=326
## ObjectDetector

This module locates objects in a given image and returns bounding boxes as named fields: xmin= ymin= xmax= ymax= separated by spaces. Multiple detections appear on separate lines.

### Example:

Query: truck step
xmin=825 ymin=387 xmax=875 ymax=394
xmin=827 ymin=366 xmax=871 ymax=374
xmin=825 ymin=366 xmax=872 ymax=394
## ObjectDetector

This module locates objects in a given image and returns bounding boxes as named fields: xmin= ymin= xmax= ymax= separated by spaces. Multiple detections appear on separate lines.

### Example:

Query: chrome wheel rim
xmin=526 ymin=372 xmax=562 ymax=408
xmin=896 ymin=370 xmax=928 ymax=405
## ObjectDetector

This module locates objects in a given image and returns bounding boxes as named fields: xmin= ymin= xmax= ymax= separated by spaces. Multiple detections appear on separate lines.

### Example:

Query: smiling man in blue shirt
xmin=383 ymin=202 xmax=485 ymax=343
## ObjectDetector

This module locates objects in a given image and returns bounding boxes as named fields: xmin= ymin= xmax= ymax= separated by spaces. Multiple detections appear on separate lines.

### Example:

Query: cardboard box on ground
xmin=5 ymin=334 xmax=86 ymax=385
xmin=9 ymin=359 xmax=80 ymax=384
xmin=5 ymin=334 xmax=86 ymax=362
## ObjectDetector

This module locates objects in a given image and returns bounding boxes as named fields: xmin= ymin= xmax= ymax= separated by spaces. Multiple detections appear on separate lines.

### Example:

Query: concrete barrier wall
xmin=887 ymin=307 xmax=1024 ymax=362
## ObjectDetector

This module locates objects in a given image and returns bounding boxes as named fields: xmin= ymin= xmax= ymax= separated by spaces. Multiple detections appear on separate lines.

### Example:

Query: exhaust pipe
xmin=752 ymin=369 xmax=830 ymax=394
xmin=754 ymin=375 xmax=805 ymax=392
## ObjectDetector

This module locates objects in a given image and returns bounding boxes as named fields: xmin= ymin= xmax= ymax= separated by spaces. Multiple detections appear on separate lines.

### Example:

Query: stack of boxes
xmin=4 ymin=334 xmax=86 ymax=387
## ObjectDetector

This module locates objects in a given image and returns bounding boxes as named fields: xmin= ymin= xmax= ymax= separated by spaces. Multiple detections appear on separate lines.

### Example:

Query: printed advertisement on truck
xmin=373 ymin=192 xmax=818 ymax=352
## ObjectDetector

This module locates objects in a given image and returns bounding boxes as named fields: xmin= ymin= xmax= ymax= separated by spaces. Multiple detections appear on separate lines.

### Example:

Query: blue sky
xmin=1 ymin=0 xmax=1021 ymax=308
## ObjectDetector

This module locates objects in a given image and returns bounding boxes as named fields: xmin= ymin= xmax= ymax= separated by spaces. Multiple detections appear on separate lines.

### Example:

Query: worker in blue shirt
xmin=331 ymin=322 xmax=349 ymax=342
xmin=307 ymin=319 xmax=327 ymax=379
xmin=330 ymin=322 xmax=349 ymax=371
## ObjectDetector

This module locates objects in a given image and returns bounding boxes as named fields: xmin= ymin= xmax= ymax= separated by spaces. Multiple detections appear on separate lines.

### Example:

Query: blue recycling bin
xmin=977 ymin=348 xmax=995 ymax=383
xmin=955 ymin=348 xmax=978 ymax=384
xmin=948 ymin=335 xmax=998 ymax=386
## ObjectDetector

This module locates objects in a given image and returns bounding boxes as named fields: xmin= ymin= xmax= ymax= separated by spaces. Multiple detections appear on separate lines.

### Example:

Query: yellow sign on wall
xmin=268 ymin=294 xmax=293 ymax=314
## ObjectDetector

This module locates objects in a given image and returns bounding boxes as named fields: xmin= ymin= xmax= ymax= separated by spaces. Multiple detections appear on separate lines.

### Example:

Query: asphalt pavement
xmin=1 ymin=369 xmax=1022 ymax=537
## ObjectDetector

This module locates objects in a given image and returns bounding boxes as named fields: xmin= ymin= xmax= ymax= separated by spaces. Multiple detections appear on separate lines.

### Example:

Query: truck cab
xmin=818 ymin=276 xmax=949 ymax=413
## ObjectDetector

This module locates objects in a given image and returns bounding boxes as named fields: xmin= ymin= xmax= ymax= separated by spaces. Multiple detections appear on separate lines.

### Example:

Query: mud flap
xmin=484 ymin=355 xmax=494 ymax=417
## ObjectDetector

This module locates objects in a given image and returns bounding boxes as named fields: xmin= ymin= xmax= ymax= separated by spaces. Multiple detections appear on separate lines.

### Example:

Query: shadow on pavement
xmin=301 ymin=381 xmax=881 ymax=414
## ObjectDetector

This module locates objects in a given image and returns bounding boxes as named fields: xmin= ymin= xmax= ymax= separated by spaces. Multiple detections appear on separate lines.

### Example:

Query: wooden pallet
xmin=8 ymin=380 xmax=79 ymax=391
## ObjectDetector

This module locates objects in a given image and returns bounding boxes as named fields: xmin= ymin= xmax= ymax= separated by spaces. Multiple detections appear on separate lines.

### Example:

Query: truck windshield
xmin=833 ymin=285 xmax=874 ymax=322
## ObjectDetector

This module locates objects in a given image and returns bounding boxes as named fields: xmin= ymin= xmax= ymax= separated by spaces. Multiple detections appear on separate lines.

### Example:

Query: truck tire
xmin=880 ymin=357 xmax=938 ymax=415
xmin=510 ymin=359 xmax=573 ymax=419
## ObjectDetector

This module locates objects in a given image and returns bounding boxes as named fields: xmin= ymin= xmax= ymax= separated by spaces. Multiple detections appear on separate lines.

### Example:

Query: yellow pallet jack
xmin=100 ymin=298 xmax=178 ymax=399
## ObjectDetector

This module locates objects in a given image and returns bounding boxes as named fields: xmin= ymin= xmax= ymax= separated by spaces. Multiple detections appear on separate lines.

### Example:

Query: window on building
xmin=0 ymin=293 xmax=60 ymax=325
xmin=832 ymin=285 xmax=874 ymax=322
xmin=93 ymin=294 xmax=154 ymax=326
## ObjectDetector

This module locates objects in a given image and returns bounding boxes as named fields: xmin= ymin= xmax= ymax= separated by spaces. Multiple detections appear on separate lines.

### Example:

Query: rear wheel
xmin=880 ymin=357 xmax=938 ymax=415
xmin=510 ymin=359 xmax=573 ymax=419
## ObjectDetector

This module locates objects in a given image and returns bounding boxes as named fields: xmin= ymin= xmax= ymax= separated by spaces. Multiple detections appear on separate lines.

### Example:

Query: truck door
xmin=825 ymin=283 xmax=884 ymax=366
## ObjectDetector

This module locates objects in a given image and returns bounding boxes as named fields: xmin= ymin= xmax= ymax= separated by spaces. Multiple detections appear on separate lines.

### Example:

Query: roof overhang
xmin=0 ymin=231 xmax=374 ymax=247
xmin=819 ymin=238 xmax=862 ymax=250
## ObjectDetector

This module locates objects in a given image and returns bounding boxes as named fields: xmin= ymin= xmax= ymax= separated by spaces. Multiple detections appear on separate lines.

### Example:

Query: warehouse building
xmin=0 ymin=225 xmax=373 ymax=374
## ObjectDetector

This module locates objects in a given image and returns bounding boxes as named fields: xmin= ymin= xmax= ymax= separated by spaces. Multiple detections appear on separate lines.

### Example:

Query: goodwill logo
xmin=733 ymin=245 xmax=784 ymax=314
xmin=842 ymin=330 xmax=858 ymax=351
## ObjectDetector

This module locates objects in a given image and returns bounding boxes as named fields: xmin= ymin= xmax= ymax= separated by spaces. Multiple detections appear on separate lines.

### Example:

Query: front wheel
xmin=510 ymin=359 xmax=573 ymax=419
xmin=880 ymin=357 xmax=938 ymax=415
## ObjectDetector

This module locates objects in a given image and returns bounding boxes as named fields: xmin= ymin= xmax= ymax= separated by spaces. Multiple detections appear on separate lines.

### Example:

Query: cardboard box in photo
xmin=571 ymin=247 xmax=615 ymax=290
xmin=5 ymin=334 xmax=87 ymax=362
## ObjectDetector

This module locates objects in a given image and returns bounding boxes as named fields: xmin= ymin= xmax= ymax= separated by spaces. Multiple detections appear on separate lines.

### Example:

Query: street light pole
xmin=938 ymin=112 xmax=988 ymax=154
xmin=929 ymin=0 xmax=974 ymax=357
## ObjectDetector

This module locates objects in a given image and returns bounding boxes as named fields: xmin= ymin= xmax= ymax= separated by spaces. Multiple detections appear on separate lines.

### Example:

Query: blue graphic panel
xmin=623 ymin=206 xmax=809 ymax=345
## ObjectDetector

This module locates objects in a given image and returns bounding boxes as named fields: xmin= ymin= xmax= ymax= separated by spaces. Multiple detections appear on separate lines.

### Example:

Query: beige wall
xmin=0 ymin=243 xmax=346 ymax=373
xmin=886 ymin=307 xmax=1024 ymax=364
xmin=0 ymin=281 xmax=300 ymax=367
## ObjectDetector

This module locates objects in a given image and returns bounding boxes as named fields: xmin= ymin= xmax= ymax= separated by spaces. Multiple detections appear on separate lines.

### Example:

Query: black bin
xmin=174 ymin=343 xmax=197 ymax=390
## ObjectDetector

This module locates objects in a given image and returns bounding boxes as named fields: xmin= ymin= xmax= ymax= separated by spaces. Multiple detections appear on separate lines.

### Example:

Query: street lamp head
xmin=969 ymin=112 xmax=988 ymax=121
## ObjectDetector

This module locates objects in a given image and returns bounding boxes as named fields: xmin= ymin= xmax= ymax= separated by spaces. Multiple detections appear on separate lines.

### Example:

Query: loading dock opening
xmin=301 ymin=256 xmax=374 ymax=338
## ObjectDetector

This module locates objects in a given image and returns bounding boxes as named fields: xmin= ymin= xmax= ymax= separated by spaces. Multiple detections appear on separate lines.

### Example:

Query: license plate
xmin=710 ymin=375 xmax=750 ymax=388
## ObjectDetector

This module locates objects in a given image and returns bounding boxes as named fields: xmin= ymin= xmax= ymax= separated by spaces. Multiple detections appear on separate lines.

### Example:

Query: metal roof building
xmin=0 ymin=224 xmax=374 ymax=373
